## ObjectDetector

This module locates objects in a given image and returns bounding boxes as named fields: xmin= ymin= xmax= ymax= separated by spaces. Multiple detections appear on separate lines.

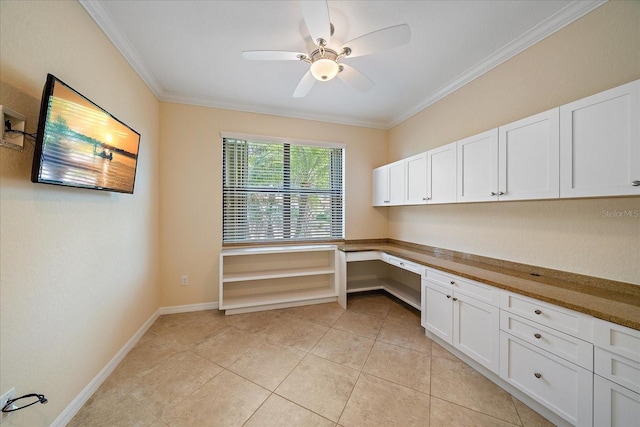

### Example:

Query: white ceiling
xmin=80 ymin=0 xmax=605 ymax=129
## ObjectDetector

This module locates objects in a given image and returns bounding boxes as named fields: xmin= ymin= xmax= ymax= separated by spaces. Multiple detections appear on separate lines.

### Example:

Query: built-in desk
xmin=338 ymin=241 xmax=640 ymax=331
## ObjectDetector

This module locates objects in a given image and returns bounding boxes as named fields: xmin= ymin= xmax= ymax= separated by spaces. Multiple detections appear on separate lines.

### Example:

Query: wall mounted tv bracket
xmin=0 ymin=105 xmax=27 ymax=152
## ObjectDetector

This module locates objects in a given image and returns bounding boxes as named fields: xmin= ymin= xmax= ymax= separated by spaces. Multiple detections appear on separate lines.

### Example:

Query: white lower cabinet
xmin=500 ymin=290 xmax=594 ymax=426
xmin=419 ymin=264 xmax=640 ymax=426
xmin=422 ymin=272 xmax=499 ymax=374
xmin=593 ymin=374 xmax=640 ymax=427
xmin=593 ymin=318 xmax=640 ymax=426
xmin=500 ymin=333 xmax=593 ymax=426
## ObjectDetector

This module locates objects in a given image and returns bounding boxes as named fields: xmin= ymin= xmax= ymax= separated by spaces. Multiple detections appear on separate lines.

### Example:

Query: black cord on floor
xmin=2 ymin=393 xmax=48 ymax=413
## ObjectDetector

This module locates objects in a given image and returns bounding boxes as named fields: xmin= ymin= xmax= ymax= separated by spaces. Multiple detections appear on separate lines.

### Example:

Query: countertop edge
xmin=339 ymin=244 xmax=640 ymax=331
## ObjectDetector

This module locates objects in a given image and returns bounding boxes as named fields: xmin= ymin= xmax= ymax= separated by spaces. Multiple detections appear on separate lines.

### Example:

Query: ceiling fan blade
xmin=300 ymin=0 xmax=331 ymax=46
xmin=337 ymin=64 xmax=374 ymax=92
xmin=343 ymin=24 xmax=411 ymax=58
xmin=293 ymin=71 xmax=316 ymax=98
xmin=242 ymin=50 xmax=305 ymax=61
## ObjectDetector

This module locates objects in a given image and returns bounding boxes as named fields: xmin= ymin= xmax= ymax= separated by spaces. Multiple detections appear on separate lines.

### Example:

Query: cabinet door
xmin=372 ymin=165 xmax=389 ymax=206
xmin=405 ymin=152 xmax=428 ymax=205
xmin=457 ymin=129 xmax=499 ymax=202
xmin=388 ymin=160 xmax=406 ymax=205
xmin=560 ymin=79 xmax=640 ymax=198
xmin=500 ymin=332 xmax=593 ymax=427
xmin=453 ymin=294 xmax=500 ymax=374
xmin=594 ymin=374 xmax=640 ymax=427
xmin=498 ymin=108 xmax=560 ymax=201
xmin=427 ymin=141 xmax=457 ymax=204
xmin=423 ymin=282 xmax=453 ymax=345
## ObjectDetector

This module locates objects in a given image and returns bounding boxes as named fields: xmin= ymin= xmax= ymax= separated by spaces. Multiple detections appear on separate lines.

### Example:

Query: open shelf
xmin=219 ymin=245 xmax=338 ymax=314
xmin=222 ymin=266 xmax=335 ymax=283
xmin=222 ymin=287 xmax=338 ymax=311
xmin=347 ymin=277 xmax=421 ymax=310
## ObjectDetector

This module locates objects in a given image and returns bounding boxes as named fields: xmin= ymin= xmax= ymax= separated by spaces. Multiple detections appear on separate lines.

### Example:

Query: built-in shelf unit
xmin=219 ymin=245 xmax=339 ymax=314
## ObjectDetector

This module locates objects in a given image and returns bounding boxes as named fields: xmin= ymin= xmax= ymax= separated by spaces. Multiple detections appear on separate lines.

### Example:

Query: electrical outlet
xmin=181 ymin=274 xmax=189 ymax=286
xmin=0 ymin=387 xmax=16 ymax=423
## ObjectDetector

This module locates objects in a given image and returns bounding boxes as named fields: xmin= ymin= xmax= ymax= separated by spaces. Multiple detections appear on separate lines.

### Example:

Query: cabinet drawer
xmin=500 ymin=332 xmax=593 ymax=427
xmin=345 ymin=251 xmax=383 ymax=262
xmin=594 ymin=374 xmax=640 ymax=427
xmin=500 ymin=290 xmax=593 ymax=341
xmin=500 ymin=311 xmax=593 ymax=370
xmin=595 ymin=347 xmax=640 ymax=394
xmin=425 ymin=268 xmax=499 ymax=306
xmin=594 ymin=318 xmax=640 ymax=362
xmin=384 ymin=254 xmax=423 ymax=275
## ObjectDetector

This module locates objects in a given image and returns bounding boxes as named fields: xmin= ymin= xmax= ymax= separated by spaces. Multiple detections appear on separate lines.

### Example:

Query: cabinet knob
xmin=632 ymin=180 xmax=640 ymax=187
xmin=491 ymin=192 xmax=497 ymax=196
xmin=423 ymin=197 xmax=431 ymax=201
xmin=384 ymin=200 xmax=390 ymax=203
xmin=491 ymin=191 xmax=505 ymax=196
xmin=534 ymin=372 xmax=542 ymax=379
xmin=446 ymin=295 xmax=452 ymax=299
xmin=452 ymin=297 xmax=458 ymax=301
xmin=534 ymin=309 xmax=542 ymax=315
xmin=534 ymin=333 xmax=542 ymax=339
xmin=450 ymin=281 xmax=455 ymax=285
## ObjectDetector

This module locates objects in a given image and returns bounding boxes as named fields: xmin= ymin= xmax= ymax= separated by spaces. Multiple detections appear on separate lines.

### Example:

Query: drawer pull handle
xmin=450 ymin=281 xmax=455 ymax=285
xmin=534 ymin=309 xmax=542 ymax=315
xmin=632 ymin=180 xmax=640 ymax=186
xmin=400 ymin=262 xmax=404 ymax=266
xmin=452 ymin=297 xmax=458 ymax=301
xmin=534 ymin=372 xmax=542 ymax=379
xmin=446 ymin=295 xmax=452 ymax=299
xmin=534 ymin=333 xmax=542 ymax=339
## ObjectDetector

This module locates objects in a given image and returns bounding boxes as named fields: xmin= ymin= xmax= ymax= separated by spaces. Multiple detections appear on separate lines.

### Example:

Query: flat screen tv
xmin=31 ymin=74 xmax=140 ymax=194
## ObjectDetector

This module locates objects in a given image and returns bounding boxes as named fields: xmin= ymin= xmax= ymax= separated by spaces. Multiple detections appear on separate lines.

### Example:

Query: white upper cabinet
xmin=427 ymin=142 xmax=457 ymax=204
xmin=373 ymin=80 xmax=639 ymax=206
xmin=560 ymin=79 xmax=640 ymax=198
xmin=498 ymin=108 xmax=560 ymax=201
xmin=372 ymin=165 xmax=389 ymax=206
xmin=405 ymin=152 xmax=428 ymax=205
xmin=373 ymin=160 xmax=405 ymax=206
xmin=457 ymin=129 xmax=499 ymax=203
xmin=388 ymin=159 xmax=406 ymax=205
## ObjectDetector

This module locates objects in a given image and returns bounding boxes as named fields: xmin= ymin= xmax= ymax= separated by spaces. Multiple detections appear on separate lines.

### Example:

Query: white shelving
xmin=220 ymin=245 xmax=338 ymax=314
xmin=347 ymin=278 xmax=421 ymax=310
xmin=341 ymin=251 xmax=423 ymax=309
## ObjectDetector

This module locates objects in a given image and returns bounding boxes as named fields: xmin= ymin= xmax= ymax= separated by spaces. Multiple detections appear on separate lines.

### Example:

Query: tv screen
xmin=31 ymin=74 xmax=140 ymax=194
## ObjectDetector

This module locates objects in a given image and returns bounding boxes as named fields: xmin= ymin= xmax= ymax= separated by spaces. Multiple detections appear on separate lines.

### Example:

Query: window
xmin=222 ymin=136 xmax=344 ymax=244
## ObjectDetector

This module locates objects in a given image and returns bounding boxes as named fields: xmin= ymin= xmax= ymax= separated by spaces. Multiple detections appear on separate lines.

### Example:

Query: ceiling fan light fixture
xmin=310 ymin=58 xmax=339 ymax=81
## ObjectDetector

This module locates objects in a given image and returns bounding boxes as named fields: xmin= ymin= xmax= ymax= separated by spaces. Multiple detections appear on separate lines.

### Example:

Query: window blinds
xmin=222 ymin=137 xmax=344 ymax=243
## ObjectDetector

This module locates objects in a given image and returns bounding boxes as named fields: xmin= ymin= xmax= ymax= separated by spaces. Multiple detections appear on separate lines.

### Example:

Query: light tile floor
xmin=69 ymin=291 xmax=556 ymax=426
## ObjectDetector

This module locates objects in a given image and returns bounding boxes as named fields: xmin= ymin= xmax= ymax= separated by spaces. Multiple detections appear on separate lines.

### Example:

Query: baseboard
xmin=425 ymin=332 xmax=573 ymax=427
xmin=51 ymin=302 xmax=219 ymax=425
xmin=51 ymin=309 xmax=160 ymax=427
xmin=158 ymin=301 xmax=218 ymax=315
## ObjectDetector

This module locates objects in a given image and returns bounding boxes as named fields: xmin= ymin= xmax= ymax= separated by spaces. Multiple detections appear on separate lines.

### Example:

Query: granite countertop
xmin=338 ymin=241 xmax=640 ymax=331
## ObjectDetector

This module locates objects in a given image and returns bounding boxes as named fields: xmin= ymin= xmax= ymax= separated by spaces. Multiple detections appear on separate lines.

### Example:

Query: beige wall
xmin=388 ymin=1 xmax=640 ymax=284
xmin=0 ymin=1 xmax=638 ymax=425
xmin=0 ymin=1 xmax=160 ymax=425
xmin=159 ymin=103 xmax=387 ymax=306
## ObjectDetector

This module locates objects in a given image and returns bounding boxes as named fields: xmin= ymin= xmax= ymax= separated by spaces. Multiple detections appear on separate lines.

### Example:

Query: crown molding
xmin=79 ymin=0 xmax=165 ymax=98
xmin=387 ymin=0 xmax=607 ymax=128
xmin=161 ymin=90 xmax=389 ymax=129
xmin=80 ymin=0 xmax=606 ymax=130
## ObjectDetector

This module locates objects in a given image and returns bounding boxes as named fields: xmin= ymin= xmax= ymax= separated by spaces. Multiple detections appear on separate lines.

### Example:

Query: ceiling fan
xmin=242 ymin=0 xmax=411 ymax=98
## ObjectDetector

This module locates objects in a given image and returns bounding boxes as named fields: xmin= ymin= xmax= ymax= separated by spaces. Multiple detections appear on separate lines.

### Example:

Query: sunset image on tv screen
xmin=37 ymin=79 xmax=140 ymax=193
